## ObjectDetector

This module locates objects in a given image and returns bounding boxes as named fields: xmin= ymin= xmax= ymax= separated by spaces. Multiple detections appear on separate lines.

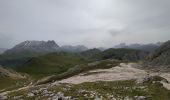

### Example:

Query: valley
xmin=0 ymin=40 xmax=170 ymax=100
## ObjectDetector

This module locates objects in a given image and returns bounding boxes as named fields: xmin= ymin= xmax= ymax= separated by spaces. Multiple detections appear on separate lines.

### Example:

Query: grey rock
xmin=27 ymin=92 xmax=35 ymax=97
xmin=13 ymin=95 xmax=23 ymax=100
xmin=136 ymin=75 xmax=150 ymax=84
xmin=147 ymin=40 xmax=170 ymax=68
xmin=134 ymin=96 xmax=146 ymax=100
xmin=87 ymin=61 xmax=100 ymax=66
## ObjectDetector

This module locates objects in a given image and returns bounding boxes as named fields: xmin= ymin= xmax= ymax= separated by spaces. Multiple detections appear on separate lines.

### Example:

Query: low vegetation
xmin=15 ymin=52 xmax=90 ymax=79
xmin=36 ymin=59 xmax=121 ymax=84
xmin=7 ymin=77 xmax=170 ymax=100
xmin=0 ymin=77 xmax=30 ymax=92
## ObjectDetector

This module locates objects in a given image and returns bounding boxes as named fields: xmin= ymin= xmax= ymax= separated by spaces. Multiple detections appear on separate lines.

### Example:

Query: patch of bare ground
xmin=57 ymin=63 xmax=148 ymax=84
xmin=56 ymin=63 xmax=170 ymax=91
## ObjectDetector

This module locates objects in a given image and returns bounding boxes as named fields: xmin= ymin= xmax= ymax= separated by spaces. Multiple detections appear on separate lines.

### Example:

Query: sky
xmin=0 ymin=0 xmax=170 ymax=48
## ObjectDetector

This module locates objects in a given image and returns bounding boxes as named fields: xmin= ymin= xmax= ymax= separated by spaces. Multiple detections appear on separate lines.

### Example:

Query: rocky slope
xmin=147 ymin=40 xmax=170 ymax=69
xmin=4 ymin=40 xmax=60 ymax=54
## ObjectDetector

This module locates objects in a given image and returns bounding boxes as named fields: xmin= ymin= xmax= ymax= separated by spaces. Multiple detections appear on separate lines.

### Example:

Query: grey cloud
xmin=0 ymin=0 xmax=170 ymax=48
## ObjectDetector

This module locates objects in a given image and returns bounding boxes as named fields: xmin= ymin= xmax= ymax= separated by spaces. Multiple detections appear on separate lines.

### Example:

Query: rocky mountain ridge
xmin=4 ymin=40 xmax=60 ymax=54
xmin=147 ymin=40 xmax=170 ymax=68
xmin=3 ymin=40 xmax=89 ymax=55
xmin=114 ymin=42 xmax=163 ymax=52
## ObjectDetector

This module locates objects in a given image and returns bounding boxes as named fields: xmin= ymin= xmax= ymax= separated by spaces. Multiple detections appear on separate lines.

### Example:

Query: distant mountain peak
xmin=3 ymin=40 xmax=60 ymax=55
xmin=114 ymin=42 xmax=162 ymax=52
xmin=47 ymin=40 xmax=58 ymax=45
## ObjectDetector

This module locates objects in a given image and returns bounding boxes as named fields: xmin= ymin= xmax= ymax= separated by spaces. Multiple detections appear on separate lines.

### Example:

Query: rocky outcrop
xmin=147 ymin=40 xmax=170 ymax=68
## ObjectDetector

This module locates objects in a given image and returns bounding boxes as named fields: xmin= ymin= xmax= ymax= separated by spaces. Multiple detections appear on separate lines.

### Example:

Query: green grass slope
xmin=16 ymin=52 xmax=89 ymax=78
xmin=0 ymin=50 xmax=44 ymax=67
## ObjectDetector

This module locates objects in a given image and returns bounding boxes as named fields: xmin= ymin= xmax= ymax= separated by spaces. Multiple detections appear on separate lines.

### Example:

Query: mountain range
xmin=0 ymin=40 xmax=168 ymax=69
xmin=114 ymin=42 xmax=163 ymax=52
xmin=3 ymin=40 xmax=89 ymax=55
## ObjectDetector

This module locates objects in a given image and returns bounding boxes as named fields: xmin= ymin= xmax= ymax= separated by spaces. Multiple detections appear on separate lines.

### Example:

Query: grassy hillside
xmin=13 ymin=48 xmax=148 ymax=80
xmin=15 ymin=52 xmax=89 ymax=78
xmin=0 ymin=77 xmax=30 ymax=91
xmin=0 ymin=50 xmax=44 ymax=67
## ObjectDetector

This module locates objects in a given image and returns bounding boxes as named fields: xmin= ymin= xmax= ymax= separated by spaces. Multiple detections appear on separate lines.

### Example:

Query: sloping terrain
xmin=0 ymin=41 xmax=169 ymax=100
xmin=14 ymin=48 xmax=147 ymax=79
xmin=146 ymin=40 xmax=170 ymax=70
xmin=0 ymin=65 xmax=29 ymax=91
xmin=16 ymin=52 xmax=89 ymax=79
xmin=0 ymin=65 xmax=23 ymax=79
xmin=1 ymin=63 xmax=170 ymax=100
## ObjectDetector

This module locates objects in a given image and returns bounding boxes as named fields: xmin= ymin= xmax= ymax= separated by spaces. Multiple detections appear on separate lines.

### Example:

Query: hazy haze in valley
xmin=0 ymin=0 xmax=170 ymax=48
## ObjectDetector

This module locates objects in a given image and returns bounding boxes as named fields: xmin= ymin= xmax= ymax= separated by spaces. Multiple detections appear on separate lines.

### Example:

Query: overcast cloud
xmin=0 ymin=0 xmax=170 ymax=48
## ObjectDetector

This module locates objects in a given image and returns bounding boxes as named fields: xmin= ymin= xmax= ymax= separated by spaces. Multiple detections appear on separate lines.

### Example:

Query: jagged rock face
xmin=147 ymin=40 xmax=170 ymax=67
xmin=3 ymin=40 xmax=60 ymax=54
xmin=123 ymin=51 xmax=149 ymax=61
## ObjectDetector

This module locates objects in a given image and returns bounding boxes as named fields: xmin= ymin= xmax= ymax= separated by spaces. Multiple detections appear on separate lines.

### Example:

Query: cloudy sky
xmin=0 ymin=0 xmax=170 ymax=48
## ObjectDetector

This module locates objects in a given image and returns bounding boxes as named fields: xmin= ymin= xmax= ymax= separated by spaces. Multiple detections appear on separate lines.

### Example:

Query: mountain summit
xmin=4 ymin=40 xmax=60 ymax=54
